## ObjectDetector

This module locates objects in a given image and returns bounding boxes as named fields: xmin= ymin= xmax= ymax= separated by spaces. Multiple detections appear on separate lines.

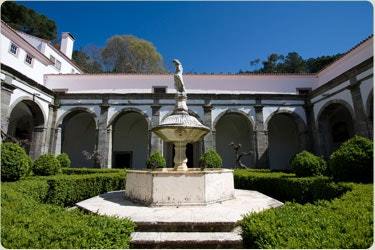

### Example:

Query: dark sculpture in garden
xmin=229 ymin=142 xmax=253 ymax=168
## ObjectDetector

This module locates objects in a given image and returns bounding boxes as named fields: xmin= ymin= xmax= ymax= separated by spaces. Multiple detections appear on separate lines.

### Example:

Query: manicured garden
xmin=1 ymin=136 xmax=373 ymax=248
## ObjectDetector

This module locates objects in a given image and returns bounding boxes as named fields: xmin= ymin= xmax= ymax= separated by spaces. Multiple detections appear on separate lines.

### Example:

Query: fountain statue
xmin=125 ymin=59 xmax=235 ymax=206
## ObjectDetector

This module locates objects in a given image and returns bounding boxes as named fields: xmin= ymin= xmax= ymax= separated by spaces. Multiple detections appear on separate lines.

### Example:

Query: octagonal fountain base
xmin=125 ymin=168 xmax=235 ymax=206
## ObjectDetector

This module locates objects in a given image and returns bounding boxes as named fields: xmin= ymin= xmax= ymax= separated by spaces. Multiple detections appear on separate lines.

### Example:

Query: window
xmin=55 ymin=60 xmax=61 ymax=70
xmin=50 ymin=55 xmax=61 ymax=70
xmin=153 ymin=86 xmax=167 ymax=94
xmin=25 ymin=54 xmax=33 ymax=65
xmin=297 ymin=88 xmax=312 ymax=95
xmin=9 ymin=43 xmax=18 ymax=55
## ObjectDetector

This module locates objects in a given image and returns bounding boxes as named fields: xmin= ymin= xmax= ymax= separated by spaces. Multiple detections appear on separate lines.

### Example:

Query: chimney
xmin=60 ymin=32 xmax=75 ymax=59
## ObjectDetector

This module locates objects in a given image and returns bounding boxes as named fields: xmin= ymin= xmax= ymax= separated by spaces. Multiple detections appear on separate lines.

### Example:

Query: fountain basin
xmin=125 ymin=168 xmax=235 ymax=206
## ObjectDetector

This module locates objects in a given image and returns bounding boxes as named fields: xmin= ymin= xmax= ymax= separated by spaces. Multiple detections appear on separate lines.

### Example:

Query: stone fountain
xmin=125 ymin=59 xmax=235 ymax=206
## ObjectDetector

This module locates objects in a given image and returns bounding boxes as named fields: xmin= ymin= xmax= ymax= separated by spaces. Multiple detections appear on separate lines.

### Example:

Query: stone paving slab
xmin=76 ymin=189 xmax=283 ymax=224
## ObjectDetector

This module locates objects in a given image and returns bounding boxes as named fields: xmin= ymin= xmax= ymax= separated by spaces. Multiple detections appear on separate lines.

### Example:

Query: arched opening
xmin=318 ymin=102 xmax=354 ymax=156
xmin=268 ymin=113 xmax=301 ymax=170
xmin=7 ymin=100 xmax=44 ymax=157
xmin=112 ymin=112 xmax=149 ymax=169
xmin=215 ymin=112 xmax=254 ymax=168
xmin=61 ymin=111 xmax=97 ymax=167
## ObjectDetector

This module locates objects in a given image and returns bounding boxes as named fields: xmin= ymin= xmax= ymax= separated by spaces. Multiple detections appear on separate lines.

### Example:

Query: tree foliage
xmin=243 ymin=52 xmax=342 ymax=73
xmin=1 ymin=1 xmax=57 ymax=40
xmin=101 ymin=35 xmax=166 ymax=73
xmin=72 ymin=50 xmax=103 ymax=73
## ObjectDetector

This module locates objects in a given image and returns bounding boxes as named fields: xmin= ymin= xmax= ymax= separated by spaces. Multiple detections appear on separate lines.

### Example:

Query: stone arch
xmin=61 ymin=108 xmax=98 ymax=167
xmin=108 ymin=107 xmax=150 ymax=129
xmin=7 ymin=98 xmax=46 ymax=158
xmin=213 ymin=109 xmax=255 ymax=132
xmin=56 ymin=107 xmax=98 ymax=129
xmin=214 ymin=109 xmax=255 ymax=168
xmin=111 ymin=109 xmax=150 ymax=169
xmin=266 ymin=110 xmax=308 ymax=170
xmin=317 ymin=99 xmax=355 ymax=156
xmin=8 ymin=96 xmax=46 ymax=127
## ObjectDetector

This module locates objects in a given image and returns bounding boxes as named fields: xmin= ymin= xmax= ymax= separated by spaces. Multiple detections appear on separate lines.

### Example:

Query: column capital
xmin=203 ymin=104 xmax=213 ymax=113
xmin=151 ymin=104 xmax=162 ymax=116
xmin=254 ymin=104 xmax=264 ymax=113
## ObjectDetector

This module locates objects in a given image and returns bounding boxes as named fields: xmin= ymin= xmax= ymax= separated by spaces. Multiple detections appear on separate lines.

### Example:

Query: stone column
xmin=203 ymin=103 xmax=215 ymax=151
xmin=107 ymin=126 xmax=113 ymax=168
xmin=1 ymin=81 xmax=15 ymax=134
xmin=53 ymin=126 xmax=62 ymax=155
xmin=254 ymin=104 xmax=268 ymax=168
xmin=303 ymin=102 xmax=320 ymax=154
xmin=349 ymin=78 xmax=371 ymax=138
xmin=42 ymin=104 xmax=56 ymax=154
xmin=29 ymin=126 xmax=46 ymax=159
xmin=97 ymin=101 xmax=110 ymax=168
xmin=150 ymin=104 xmax=163 ymax=154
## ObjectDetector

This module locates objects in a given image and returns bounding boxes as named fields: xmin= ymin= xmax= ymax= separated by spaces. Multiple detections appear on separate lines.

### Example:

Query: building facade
xmin=1 ymin=20 xmax=373 ymax=169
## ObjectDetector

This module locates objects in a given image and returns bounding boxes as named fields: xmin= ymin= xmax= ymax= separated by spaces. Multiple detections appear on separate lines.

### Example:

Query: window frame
xmin=9 ymin=42 xmax=19 ymax=56
xmin=24 ymin=54 xmax=34 ymax=67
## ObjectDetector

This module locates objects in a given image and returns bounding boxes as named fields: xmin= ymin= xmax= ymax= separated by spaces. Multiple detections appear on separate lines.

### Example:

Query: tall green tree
xmin=1 ymin=1 xmax=57 ymax=40
xmin=72 ymin=50 xmax=103 ymax=73
xmin=101 ymin=35 xmax=166 ymax=73
xmin=242 ymin=52 xmax=342 ymax=74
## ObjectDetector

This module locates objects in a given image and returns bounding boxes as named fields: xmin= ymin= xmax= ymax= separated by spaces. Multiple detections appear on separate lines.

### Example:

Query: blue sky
xmin=18 ymin=1 xmax=373 ymax=73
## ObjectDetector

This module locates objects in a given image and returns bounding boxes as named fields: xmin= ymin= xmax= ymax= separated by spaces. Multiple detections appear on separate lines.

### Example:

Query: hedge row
xmin=62 ymin=167 xmax=125 ymax=175
xmin=241 ymin=183 xmax=373 ymax=248
xmin=46 ymin=173 xmax=125 ymax=206
xmin=1 ymin=179 xmax=134 ymax=249
xmin=234 ymin=169 xmax=349 ymax=203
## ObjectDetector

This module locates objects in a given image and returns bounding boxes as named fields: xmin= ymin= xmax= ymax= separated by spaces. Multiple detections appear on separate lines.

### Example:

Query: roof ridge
xmin=317 ymin=34 xmax=373 ymax=74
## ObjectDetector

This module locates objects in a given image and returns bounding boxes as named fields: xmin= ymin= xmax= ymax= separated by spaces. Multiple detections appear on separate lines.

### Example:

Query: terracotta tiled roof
xmin=316 ymin=34 xmax=373 ymax=74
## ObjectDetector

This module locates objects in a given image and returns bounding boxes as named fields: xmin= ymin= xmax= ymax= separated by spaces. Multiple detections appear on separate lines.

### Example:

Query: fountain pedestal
xmin=125 ymin=168 xmax=235 ymax=206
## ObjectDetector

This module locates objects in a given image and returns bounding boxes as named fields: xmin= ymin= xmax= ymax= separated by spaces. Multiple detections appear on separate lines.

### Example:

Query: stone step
xmin=136 ymin=221 xmax=237 ymax=232
xmin=130 ymin=232 xmax=243 ymax=249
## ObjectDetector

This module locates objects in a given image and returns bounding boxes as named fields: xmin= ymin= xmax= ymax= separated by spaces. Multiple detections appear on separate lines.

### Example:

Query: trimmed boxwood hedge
xmin=1 ymin=172 xmax=133 ymax=249
xmin=241 ymin=183 xmax=373 ymax=248
xmin=62 ymin=167 xmax=125 ymax=175
xmin=234 ymin=169 xmax=349 ymax=203
xmin=329 ymin=135 xmax=373 ymax=183
xmin=290 ymin=150 xmax=327 ymax=177
xmin=46 ymin=173 xmax=125 ymax=206
xmin=1 ymin=142 xmax=31 ymax=181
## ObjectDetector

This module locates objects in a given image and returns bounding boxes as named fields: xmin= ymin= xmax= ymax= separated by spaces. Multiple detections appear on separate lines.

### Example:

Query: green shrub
xmin=45 ymin=173 xmax=125 ymax=206
xmin=1 ymin=142 xmax=31 ymax=181
xmin=1 ymin=177 xmax=134 ymax=249
xmin=146 ymin=152 xmax=166 ymax=170
xmin=329 ymin=136 xmax=373 ymax=183
xmin=56 ymin=153 xmax=71 ymax=168
xmin=241 ymin=184 xmax=373 ymax=248
xmin=62 ymin=167 xmax=124 ymax=175
xmin=33 ymin=154 xmax=61 ymax=176
xmin=291 ymin=150 xmax=327 ymax=177
xmin=234 ymin=169 xmax=348 ymax=203
xmin=199 ymin=149 xmax=222 ymax=169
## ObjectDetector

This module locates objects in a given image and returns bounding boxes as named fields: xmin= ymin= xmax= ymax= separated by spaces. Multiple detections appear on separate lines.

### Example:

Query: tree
xmin=1 ymin=1 xmax=57 ymax=40
xmin=242 ymin=52 xmax=343 ymax=74
xmin=305 ymin=54 xmax=342 ymax=73
xmin=260 ymin=53 xmax=284 ymax=73
xmin=101 ymin=35 xmax=166 ymax=73
xmin=72 ymin=50 xmax=103 ymax=73
xmin=282 ymin=52 xmax=306 ymax=73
